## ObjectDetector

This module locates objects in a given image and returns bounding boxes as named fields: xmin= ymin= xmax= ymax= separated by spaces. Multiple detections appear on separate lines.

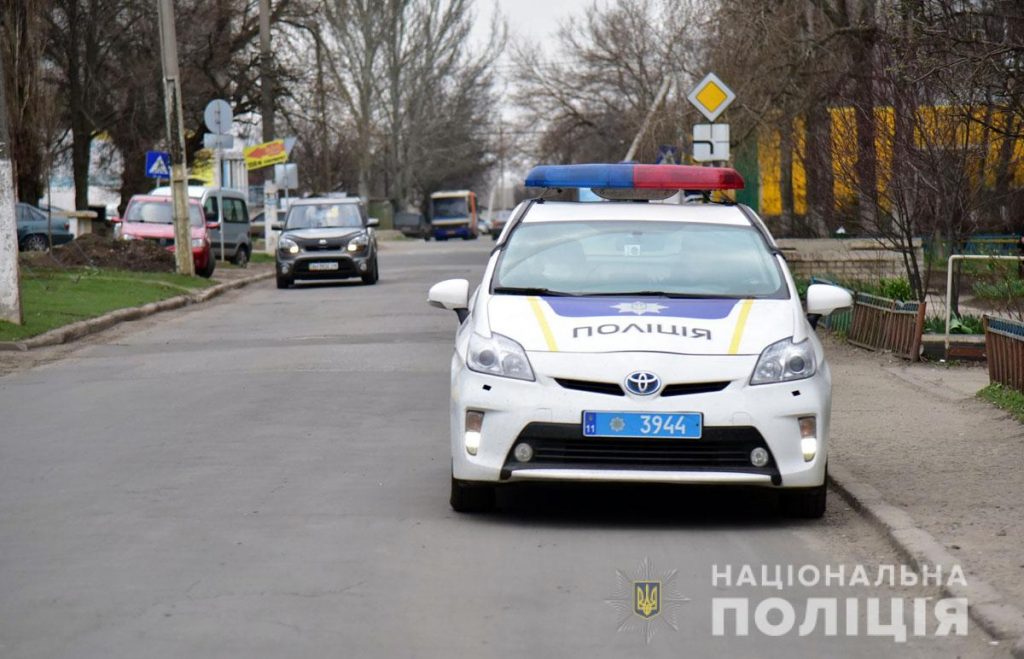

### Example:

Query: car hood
xmin=284 ymin=228 xmax=364 ymax=241
xmin=122 ymin=222 xmax=205 ymax=240
xmin=486 ymin=295 xmax=796 ymax=356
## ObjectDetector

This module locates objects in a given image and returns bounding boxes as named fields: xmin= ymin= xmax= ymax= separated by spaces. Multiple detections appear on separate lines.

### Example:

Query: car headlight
xmin=347 ymin=236 xmax=368 ymax=252
xmin=191 ymin=238 xmax=205 ymax=248
xmin=750 ymin=337 xmax=816 ymax=385
xmin=121 ymin=233 xmax=136 ymax=241
xmin=278 ymin=237 xmax=300 ymax=254
xmin=467 ymin=332 xmax=534 ymax=381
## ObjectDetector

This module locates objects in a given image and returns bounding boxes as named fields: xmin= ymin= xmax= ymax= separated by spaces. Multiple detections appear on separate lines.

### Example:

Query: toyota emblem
xmin=624 ymin=371 xmax=661 ymax=396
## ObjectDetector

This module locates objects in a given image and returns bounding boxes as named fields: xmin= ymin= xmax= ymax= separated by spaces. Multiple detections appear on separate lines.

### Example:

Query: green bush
xmin=877 ymin=277 xmax=913 ymax=301
xmin=923 ymin=314 xmax=985 ymax=334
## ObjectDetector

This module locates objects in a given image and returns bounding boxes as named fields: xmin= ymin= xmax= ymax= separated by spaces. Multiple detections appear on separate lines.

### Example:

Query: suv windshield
xmin=286 ymin=203 xmax=362 ymax=229
xmin=494 ymin=220 xmax=786 ymax=298
xmin=125 ymin=200 xmax=203 ymax=226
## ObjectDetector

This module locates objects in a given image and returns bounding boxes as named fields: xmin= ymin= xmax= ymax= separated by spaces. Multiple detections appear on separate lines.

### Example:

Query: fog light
xmin=280 ymin=263 xmax=290 ymax=274
xmin=801 ymin=437 xmax=817 ymax=462
xmin=464 ymin=410 xmax=484 ymax=456
xmin=750 ymin=447 xmax=769 ymax=468
xmin=359 ymin=262 xmax=368 ymax=272
xmin=513 ymin=443 xmax=534 ymax=463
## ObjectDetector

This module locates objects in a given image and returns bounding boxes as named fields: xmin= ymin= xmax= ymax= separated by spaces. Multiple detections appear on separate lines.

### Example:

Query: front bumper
xmin=277 ymin=249 xmax=372 ymax=280
xmin=450 ymin=352 xmax=830 ymax=489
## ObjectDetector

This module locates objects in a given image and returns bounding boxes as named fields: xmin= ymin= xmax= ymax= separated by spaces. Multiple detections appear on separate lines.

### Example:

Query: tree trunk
xmin=71 ymin=125 xmax=91 ymax=210
xmin=805 ymin=101 xmax=834 ymax=237
xmin=779 ymin=118 xmax=795 ymax=235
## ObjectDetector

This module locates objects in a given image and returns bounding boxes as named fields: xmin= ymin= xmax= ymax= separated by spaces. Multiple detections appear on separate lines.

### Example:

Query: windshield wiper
xmin=492 ymin=286 xmax=577 ymax=297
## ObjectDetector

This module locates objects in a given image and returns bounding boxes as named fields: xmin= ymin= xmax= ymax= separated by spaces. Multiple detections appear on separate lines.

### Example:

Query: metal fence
xmin=847 ymin=292 xmax=927 ymax=361
xmin=984 ymin=315 xmax=1024 ymax=391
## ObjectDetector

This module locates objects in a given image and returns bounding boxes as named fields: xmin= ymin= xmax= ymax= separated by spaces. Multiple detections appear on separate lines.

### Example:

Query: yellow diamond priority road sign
xmin=687 ymin=73 xmax=735 ymax=122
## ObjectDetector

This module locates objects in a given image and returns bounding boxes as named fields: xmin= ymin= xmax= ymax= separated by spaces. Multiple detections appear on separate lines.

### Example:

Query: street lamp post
xmin=157 ymin=0 xmax=194 ymax=276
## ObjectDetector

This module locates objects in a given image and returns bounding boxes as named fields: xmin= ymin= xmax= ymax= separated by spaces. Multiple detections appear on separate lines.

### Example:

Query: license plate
xmin=582 ymin=411 xmax=703 ymax=439
xmin=309 ymin=262 xmax=339 ymax=271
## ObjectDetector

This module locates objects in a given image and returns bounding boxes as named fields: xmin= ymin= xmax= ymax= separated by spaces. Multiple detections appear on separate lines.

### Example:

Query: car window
xmin=224 ymin=198 xmax=248 ymax=223
xmin=494 ymin=220 xmax=787 ymax=298
xmin=125 ymin=200 xmax=204 ymax=226
xmin=285 ymin=203 xmax=362 ymax=229
xmin=204 ymin=197 xmax=218 ymax=221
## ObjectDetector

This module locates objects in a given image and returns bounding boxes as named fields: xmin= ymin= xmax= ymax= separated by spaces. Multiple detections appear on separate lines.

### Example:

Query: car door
xmin=224 ymin=197 xmax=249 ymax=253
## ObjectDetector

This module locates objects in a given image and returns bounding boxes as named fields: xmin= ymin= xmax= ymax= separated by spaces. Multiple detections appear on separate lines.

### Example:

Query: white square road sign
xmin=692 ymin=123 xmax=730 ymax=162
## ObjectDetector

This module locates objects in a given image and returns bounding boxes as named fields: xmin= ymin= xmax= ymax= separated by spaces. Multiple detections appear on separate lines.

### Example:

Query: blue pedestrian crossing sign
xmin=145 ymin=151 xmax=172 ymax=179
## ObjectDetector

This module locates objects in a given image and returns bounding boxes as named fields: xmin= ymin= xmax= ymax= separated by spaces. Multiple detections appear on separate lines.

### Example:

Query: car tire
xmin=22 ymin=234 xmax=49 ymax=252
xmin=781 ymin=481 xmax=827 ymax=519
xmin=197 ymin=258 xmax=216 ymax=279
xmin=450 ymin=476 xmax=495 ymax=513
xmin=276 ymin=275 xmax=292 ymax=289
xmin=232 ymin=246 xmax=250 ymax=268
xmin=361 ymin=259 xmax=379 ymax=285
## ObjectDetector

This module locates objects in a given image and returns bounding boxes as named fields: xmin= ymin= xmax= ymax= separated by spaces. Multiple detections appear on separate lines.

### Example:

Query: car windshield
xmin=286 ymin=203 xmax=362 ymax=229
xmin=493 ymin=220 xmax=786 ymax=298
xmin=125 ymin=200 xmax=203 ymax=226
xmin=432 ymin=197 xmax=468 ymax=218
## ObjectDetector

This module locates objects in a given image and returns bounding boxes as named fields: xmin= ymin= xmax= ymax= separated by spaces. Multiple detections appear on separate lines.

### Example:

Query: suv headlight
xmin=278 ymin=236 xmax=299 ymax=254
xmin=467 ymin=332 xmax=534 ymax=381
xmin=347 ymin=236 xmax=368 ymax=252
xmin=750 ymin=337 xmax=816 ymax=385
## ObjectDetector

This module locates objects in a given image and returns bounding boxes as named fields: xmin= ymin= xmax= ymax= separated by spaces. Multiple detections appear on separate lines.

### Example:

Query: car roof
xmin=430 ymin=190 xmax=472 ymax=198
xmin=127 ymin=195 xmax=202 ymax=206
xmin=150 ymin=186 xmax=245 ymax=199
xmin=519 ymin=200 xmax=753 ymax=227
xmin=289 ymin=197 xmax=362 ymax=206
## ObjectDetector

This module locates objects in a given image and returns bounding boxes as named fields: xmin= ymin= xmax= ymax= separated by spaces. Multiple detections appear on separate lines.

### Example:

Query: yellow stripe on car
xmin=728 ymin=299 xmax=754 ymax=354
xmin=528 ymin=296 xmax=559 ymax=351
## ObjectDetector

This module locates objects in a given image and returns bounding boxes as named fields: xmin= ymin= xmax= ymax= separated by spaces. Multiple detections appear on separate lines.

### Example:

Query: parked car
xmin=275 ymin=197 xmax=379 ymax=288
xmin=117 ymin=195 xmax=217 ymax=278
xmin=151 ymin=186 xmax=252 ymax=266
xmin=16 ymin=203 xmax=74 ymax=251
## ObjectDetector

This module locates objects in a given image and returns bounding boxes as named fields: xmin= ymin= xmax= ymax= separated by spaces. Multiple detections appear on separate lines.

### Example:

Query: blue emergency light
xmin=525 ymin=163 xmax=744 ymax=191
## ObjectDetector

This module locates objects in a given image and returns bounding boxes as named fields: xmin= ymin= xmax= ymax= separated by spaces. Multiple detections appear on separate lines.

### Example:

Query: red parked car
xmin=117 ymin=195 xmax=217 ymax=278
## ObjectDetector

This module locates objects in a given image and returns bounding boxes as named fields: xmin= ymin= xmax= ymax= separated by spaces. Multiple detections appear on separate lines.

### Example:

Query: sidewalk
xmin=826 ymin=336 xmax=1024 ymax=610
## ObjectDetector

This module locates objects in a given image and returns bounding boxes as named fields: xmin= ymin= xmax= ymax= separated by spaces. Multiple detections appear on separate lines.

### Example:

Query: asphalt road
xmin=0 ymin=240 xmax=1004 ymax=658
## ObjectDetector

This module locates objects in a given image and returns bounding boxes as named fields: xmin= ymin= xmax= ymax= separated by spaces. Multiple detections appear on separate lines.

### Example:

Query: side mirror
xmin=367 ymin=217 xmax=380 ymax=228
xmin=206 ymin=221 xmax=221 ymax=230
xmin=110 ymin=217 xmax=122 ymax=224
xmin=806 ymin=284 xmax=853 ymax=316
xmin=272 ymin=222 xmax=284 ymax=231
xmin=428 ymin=278 xmax=470 ymax=322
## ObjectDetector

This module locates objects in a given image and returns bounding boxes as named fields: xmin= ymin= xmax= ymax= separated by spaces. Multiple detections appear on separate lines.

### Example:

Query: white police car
xmin=428 ymin=164 xmax=852 ymax=518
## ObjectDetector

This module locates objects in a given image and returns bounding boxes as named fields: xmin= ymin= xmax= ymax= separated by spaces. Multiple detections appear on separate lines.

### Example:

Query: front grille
xmin=503 ymin=423 xmax=777 ymax=477
xmin=661 ymin=381 xmax=731 ymax=396
xmin=146 ymin=237 xmax=173 ymax=248
xmin=555 ymin=378 xmax=624 ymax=396
xmin=299 ymin=239 xmax=346 ymax=251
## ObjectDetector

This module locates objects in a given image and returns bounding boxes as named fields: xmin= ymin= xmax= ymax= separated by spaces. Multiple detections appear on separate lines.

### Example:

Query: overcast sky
xmin=472 ymin=0 xmax=597 ymax=49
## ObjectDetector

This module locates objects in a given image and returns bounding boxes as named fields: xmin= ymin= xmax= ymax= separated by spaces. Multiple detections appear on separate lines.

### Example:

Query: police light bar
xmin=525 ymin=163 xmax=745 ymax=192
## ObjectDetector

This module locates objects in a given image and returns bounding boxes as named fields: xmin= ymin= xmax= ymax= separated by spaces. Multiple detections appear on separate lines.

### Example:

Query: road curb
xmin=0 ymin=271 xmax=273 ymax=352
xmin=829 ymin=463 xmax=1024 ymax=654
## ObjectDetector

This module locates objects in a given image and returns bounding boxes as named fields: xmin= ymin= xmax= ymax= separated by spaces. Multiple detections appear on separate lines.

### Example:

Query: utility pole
xmin=157 ymin=0 xmax=194 ymax=276
xmin=623 ymin=77 xmax=672 ymax=163
xmin=259 ymin=0 xmax=274 ymax=143
xmin=0 ymin=42 xmax=23 ymax=325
